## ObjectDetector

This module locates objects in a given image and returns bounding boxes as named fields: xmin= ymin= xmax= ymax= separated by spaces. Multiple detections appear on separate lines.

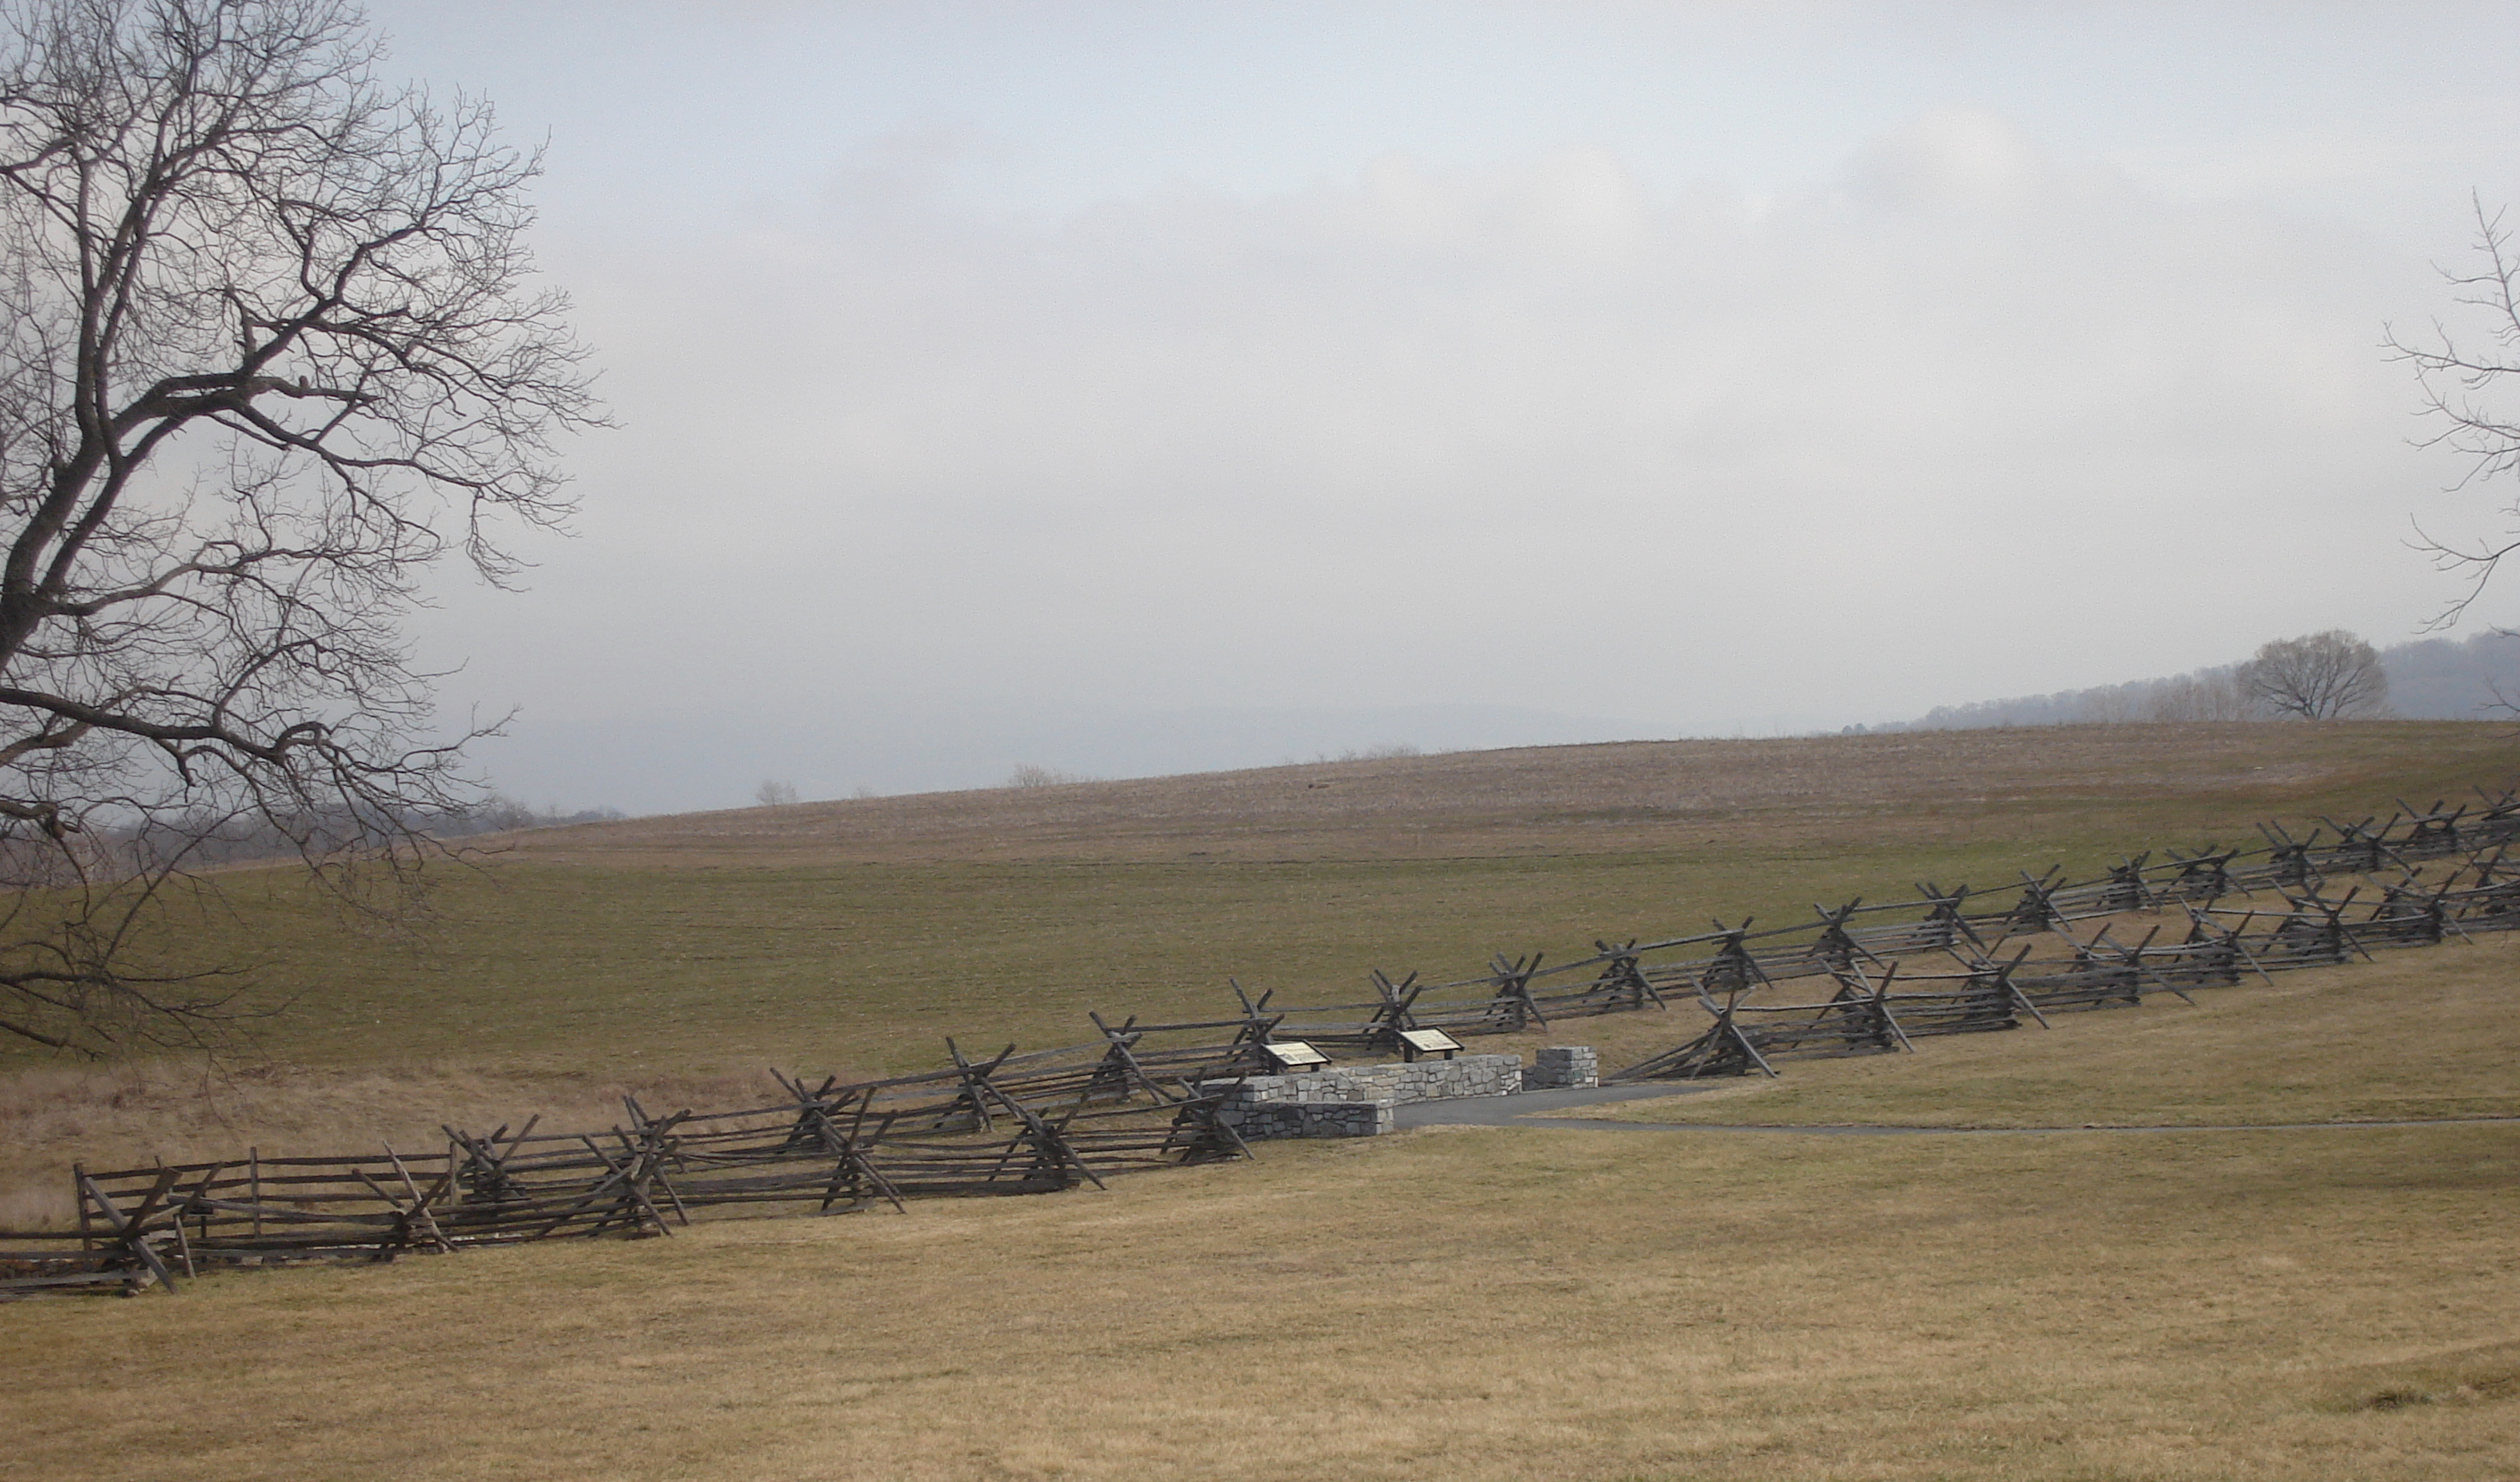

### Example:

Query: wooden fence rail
xmin=1606 ymin=834 xmax=2520 ymax=1083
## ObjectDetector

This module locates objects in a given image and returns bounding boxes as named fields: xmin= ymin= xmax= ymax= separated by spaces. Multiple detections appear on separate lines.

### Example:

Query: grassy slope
xmin=0 ymin=1098 xmax=2511 ymax=1478
xmin=1566 ymin=929 xmax=2520 ymax=1128
xmin=3 ymin=720 xmax=2514 ymax=1211
xmin=476 ymin=720 xmax=2520 ymax=869
xmin=88 ymin=720 xmax=2520 ymax=1078
xmin=1 ymin=720 xmax=2516 ymax=1478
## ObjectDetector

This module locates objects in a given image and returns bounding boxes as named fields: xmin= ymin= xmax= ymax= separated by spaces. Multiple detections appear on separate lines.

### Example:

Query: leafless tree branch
xmin=2385 ymin=194 xmax=2520 ymax=629
xmin=0 ymin=0 xmax=600 ymax=1054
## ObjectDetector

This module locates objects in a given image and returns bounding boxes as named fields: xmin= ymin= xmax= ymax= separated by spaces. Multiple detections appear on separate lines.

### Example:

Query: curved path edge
xmin=1391 ymin=1084 xmax=2520 ymax=1135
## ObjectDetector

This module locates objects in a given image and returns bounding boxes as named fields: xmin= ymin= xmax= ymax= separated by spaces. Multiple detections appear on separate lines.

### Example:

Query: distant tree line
xmin=79 ymin=796 xmax=629 ymax=873
xmin=1863 ymin=627 xmax=2500 ymax=734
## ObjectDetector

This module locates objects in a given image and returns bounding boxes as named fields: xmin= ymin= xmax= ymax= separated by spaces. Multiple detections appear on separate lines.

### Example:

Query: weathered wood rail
xmin=14 ymin=788 xmax=2520 ymax=1299
xmin=1605 ymin=805 xmax=2520 ymax=1083
xmin=38 ymin=1026 xmax=1267 ymax=1294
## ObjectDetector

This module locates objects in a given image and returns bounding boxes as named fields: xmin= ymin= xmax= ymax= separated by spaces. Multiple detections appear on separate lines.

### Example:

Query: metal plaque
xmin=1398 ymin=1029 xmax=1463 ymax=1054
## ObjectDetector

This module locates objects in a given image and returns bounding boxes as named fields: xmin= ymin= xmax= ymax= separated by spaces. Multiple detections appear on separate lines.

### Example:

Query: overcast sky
xmin=356 ymin=1 xmax=2520 ymax=813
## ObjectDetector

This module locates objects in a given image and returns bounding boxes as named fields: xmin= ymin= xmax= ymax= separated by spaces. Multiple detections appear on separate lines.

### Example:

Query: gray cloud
xmin=411 ymin=98 xmax=2490 ymax=812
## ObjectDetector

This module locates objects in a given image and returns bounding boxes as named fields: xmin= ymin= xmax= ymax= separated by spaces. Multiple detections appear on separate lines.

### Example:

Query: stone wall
xmin=1223 ymin=1099 xmax=1394 ymax=1140
xmin=1213 ymin=1053 xmax=1522 ymax=1109
xmin=1528 ymin=1045 xmax=1599 ymax=1089
xmin=1202 ymin=1053 xmax=1521 ymax=1140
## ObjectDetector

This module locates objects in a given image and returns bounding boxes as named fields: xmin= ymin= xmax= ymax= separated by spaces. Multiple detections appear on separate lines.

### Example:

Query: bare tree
xmin=0 ymin=0 xmax=598 ymax=1053
xmin=2240 ymin=632 xmax=2389 ymax=720
xmin=753 ymin=779 xmax=798 ymax=807
xmin=2386 ymin=197 xmax=2520 ymax=626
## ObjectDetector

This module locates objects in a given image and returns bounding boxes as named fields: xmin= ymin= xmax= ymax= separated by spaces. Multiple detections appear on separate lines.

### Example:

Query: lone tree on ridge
xmin=0 ymin=0 xmax=599 ymax=1053
xmin=2240 ymin=632 xmax=2389 ymax=720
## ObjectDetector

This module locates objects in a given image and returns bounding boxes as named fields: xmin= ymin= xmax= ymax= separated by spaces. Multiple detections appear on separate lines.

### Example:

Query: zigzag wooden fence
xmin=10 ymin=788 xmax=2519 ymax=1299
xmin=1605 ymin=800 xmax=2520 ymax=1081
xmin=1227 ymin=791 xmax=2520 ymax=1076
xmin=3 ymin=1023 xmax=1273 ymax=1298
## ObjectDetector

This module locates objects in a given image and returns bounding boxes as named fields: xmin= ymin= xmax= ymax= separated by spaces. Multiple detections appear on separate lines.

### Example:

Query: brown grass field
xmin=1566 ymin=927 xmax=2520 ymax=1129
xmin=0 ymin=720 xmax=2515 ymax=1479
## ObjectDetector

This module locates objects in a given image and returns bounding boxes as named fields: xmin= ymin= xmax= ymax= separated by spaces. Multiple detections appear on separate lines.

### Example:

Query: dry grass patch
xmin=1562 ymin=929 xmax=2520 ymax=1129
xmin=2311 ymin=1339 xmax=2520 ymax=1414
xmin=0 ymin=1121 xmax=2511 ymax=1481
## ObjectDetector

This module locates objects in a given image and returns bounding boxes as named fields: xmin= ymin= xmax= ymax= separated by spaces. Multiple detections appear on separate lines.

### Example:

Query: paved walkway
xmin=1390 ymin=1082 xmax=1707 ymax=1129
xmin=1392 ymin=1084 xmax=2520 ymax=1136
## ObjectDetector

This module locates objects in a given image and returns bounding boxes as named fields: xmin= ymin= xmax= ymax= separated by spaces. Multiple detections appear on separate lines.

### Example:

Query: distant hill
xmin=1877 ymin=631 xmax=2520 ymax=732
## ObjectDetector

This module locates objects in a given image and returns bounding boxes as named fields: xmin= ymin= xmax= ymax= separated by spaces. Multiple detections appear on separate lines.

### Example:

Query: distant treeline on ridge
xmin=1870 ymin=630 xmax=2520 ymax=732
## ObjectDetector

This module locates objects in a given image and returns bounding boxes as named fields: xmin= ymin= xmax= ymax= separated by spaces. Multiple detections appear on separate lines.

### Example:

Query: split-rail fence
xmin=10 ymin=788 xmax=2519 ymax=1299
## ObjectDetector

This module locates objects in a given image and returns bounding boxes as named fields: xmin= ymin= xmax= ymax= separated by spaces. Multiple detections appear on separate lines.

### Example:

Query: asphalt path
xmin=1391 ymin=1082 xmax=1709 ymax=1129
xmin=1392 ymin=1084 xmax=2520 ymax=1136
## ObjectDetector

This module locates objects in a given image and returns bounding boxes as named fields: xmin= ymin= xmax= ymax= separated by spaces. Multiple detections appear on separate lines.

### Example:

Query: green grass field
xmin=47 ymin=720 xmax=2520 ymax=1072
xmin=0 ymin=720 xmax=2515 ymax=1480
xmin=4 ymin=720 xmax=2516 ymax=1209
